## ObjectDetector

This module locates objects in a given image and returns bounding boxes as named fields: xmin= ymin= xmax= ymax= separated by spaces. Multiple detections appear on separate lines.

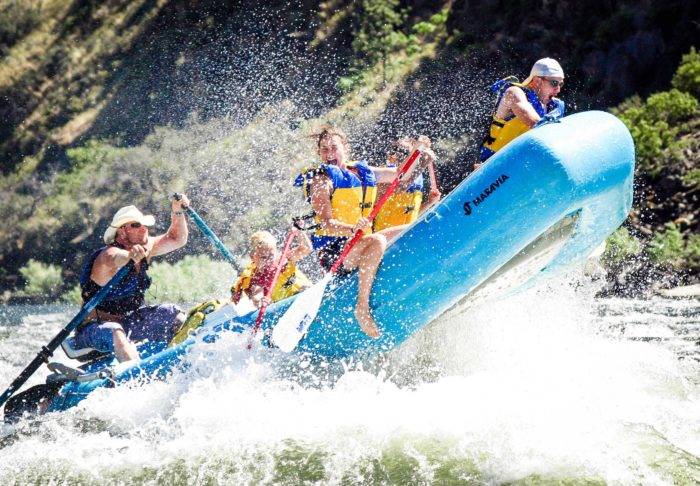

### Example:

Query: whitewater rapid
xmin=1 ymin=273 xmax=698 ymax=484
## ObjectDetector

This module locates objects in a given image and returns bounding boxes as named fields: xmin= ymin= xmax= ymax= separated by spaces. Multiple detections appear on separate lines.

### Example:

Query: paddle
xmin=271 ymin=149 xmax=423 ymax=352
xmin=173 ymin=193 xmax=239 ymax=271
xmin=246 ymin=231 xmax=296 ymax=349
xmin=0 ymin=261 xmax=134 ymax=410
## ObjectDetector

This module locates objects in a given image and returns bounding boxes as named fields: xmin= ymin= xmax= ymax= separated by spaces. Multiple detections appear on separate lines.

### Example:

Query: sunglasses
xmin=543 ymin=78 xmax=564 ymax=88
xmin=124 ymin=222 xmax=143 ymax=229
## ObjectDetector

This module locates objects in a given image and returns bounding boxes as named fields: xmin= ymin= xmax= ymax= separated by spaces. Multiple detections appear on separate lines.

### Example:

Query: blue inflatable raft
xmin=47 ymin=110 xmax=635 ymax=412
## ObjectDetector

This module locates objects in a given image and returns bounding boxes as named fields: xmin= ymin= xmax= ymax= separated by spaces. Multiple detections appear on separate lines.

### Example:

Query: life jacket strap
xmin=293 ymin=212 xmax=320 ymax=231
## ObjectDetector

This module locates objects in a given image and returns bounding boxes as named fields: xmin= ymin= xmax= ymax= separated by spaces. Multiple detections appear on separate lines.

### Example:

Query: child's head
xmin=250 ymin=231 xmax=277 ymax=264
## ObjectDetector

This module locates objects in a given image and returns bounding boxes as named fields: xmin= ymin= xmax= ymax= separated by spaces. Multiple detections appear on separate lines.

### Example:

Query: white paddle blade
xmin=271 ymin=275 xmax=331 ymax=352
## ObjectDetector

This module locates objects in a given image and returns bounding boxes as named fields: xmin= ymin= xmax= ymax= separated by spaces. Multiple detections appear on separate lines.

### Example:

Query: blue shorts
xmin=74 ymin=304 xmax=182 ymax=353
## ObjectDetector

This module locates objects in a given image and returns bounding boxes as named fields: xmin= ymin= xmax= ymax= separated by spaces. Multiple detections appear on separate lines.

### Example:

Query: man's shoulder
xmin=93 ymin=246 xmax=116 ymax=262
xmin=145 ymin=234 xmax=168 ymax=256
xmin=503 ymin=84 xmax=527 ymax=99
xmin=89 ymin=247 xmax=118 ymax=276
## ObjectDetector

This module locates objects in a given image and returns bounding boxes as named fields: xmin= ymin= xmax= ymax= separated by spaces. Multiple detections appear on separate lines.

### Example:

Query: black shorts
xmin=316 ymin=237 xmax=349 ymax=272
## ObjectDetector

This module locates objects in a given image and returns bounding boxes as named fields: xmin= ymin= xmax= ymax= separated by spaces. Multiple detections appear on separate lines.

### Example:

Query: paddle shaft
xmin=248 ymin=232 xmax=296 ymax=346
xmin=329 ymin=149 xmax=422 ymax=274
xmin=173 ymin=194 xmax=239 ymax=271
xmin=0 ymin=262 xmax=134 ymax=409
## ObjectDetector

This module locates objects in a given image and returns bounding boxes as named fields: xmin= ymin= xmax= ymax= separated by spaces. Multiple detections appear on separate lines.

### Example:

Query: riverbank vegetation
xmin=603 ymin=48 xmax=699 ymax=294
xmin=1 ymin=1 xmax=698 ymax=302
xmin=16 ymin=254 xmax=235 ymax=306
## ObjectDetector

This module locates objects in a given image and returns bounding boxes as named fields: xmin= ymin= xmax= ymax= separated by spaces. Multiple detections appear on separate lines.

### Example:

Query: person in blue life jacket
xmin=477 ymin=57 xmax=566 ymax=168
xmin=74 ymin=197 xmax=190 ymax=362
xmin=295 ymin=126 xmax=436 ymax=338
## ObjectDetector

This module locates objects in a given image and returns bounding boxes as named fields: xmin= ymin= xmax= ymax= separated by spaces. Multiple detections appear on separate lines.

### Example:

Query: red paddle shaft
xmin=329 ymin=149 xmax=423 ymax=274
xmin=248 ymin=231 xmax=296 ymax=346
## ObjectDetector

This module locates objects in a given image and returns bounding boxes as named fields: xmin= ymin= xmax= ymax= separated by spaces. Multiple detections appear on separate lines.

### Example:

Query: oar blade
xmin=271 ymin=275 xmax=331 ymax=352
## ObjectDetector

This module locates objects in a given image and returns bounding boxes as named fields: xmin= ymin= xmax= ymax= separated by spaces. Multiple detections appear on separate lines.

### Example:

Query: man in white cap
xmin=478 ymin=57 xmax=566 ymax=163
xmin=73 ymin=195 xmax=191 ymax=362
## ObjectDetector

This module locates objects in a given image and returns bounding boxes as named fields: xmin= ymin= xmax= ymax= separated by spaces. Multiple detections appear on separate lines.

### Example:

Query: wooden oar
xmin=271 ymin=149 xmax=423 ymax=352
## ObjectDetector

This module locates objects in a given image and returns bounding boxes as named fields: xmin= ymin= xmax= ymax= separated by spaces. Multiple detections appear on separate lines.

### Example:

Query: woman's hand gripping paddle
xmin=271 ymin=149 xmax=423 ymax=352
xmin=247 ymin=231 xmax=296 ymax=349
xmin=0 ymin=262 xmax=134 ymax=411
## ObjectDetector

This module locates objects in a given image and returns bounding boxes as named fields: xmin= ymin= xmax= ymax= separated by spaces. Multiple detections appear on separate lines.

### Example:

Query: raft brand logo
xmin=296 ymin=314 xmax=313 ymax=333
xmin=463 ymin=174 xmax=510 ymax=216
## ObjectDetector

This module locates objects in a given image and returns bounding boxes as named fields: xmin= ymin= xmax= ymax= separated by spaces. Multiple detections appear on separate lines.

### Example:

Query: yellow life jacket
xmin=373 ymin=174 xmax=424 ymax=231
xmin=294 ymin=161 xmax=377 ymax=237
xmin=231 ymin=260 xmax=311 ymax=304
xmin=480 ymin=77 xmax=563 ymax=162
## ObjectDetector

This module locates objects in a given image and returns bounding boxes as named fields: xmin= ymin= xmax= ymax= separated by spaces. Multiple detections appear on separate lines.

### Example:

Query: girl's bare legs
xmin=342 ymin=233 xmax=388 ymax=338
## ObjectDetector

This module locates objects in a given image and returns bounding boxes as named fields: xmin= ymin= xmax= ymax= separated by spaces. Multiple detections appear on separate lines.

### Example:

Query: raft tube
xmin=48 ymin=110 xmax=634 ymax=412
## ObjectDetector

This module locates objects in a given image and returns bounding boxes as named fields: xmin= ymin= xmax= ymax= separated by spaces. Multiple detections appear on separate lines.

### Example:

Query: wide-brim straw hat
xmin=522 ymin=58 xmax=565 ymax=86
xmin=103 ymin=205 xmax=155 ymax=244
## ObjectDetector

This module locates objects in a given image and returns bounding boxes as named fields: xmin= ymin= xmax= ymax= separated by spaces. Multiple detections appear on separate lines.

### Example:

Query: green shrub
xmin=19 ymin=259 xmax=63 ymax=298
xmin=616 ymin=108 xmax=676 ymax=177
xmin=686 ymin=234 xmax=700 ymax=266
xmin=645 ymin=89 xmax=698 ymax=124
xmin=614 ymin=89 xmax=697 ymax=177
xmin=603 ymin=227 xmax=642 ymax=265
xmin=412 ymin=10 xmax=448 ymax=40
xmin=682 ymin=168 xmax=700 ymax=189
xmin=61 ymin=284 xmax=82 ymax=304
xmin=672 ymin=47 xmax=700 ymax=99
xmin=614 ymin=49 xmax=700 ymax=178
xmin=0 ymin=1 xmax=40 ymax=51
xmin=647 ymin=223 xmax=686 ymax=266
xmin=352 ymin=0 xmax=407 ymax=69
xmin=66 ymin=139 xmax=121 ymax=170
xmin=146 ymin=254 xmax=237 ymax=305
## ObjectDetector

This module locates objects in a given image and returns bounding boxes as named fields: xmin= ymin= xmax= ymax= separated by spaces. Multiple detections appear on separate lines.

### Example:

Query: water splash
xmin=1 ymin=273 xmax=698 ymax=484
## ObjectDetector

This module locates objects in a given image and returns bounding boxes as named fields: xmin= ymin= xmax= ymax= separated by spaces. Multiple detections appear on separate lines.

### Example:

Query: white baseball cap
xmin=103 ymin=205 xmax=155 ymax=244
xmin=522 ymin=58 xmax=565 ymax=86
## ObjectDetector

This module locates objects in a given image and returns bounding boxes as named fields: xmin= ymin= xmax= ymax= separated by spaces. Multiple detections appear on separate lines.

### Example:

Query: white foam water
xmin=1 ymin=274 xmax=698 ymax=484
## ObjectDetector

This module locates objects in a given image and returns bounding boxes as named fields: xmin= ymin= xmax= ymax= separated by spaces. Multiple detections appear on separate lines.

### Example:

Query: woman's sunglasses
xmin=123 ymin=222 xmax=143 ymax=229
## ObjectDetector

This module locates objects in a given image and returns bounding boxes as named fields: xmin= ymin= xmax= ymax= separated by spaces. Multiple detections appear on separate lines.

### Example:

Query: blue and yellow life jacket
xmin=294 ymin=160 xmax=377 ymax=248
xmin=79 ymin=245 xmax=151 ymax=316
xmin=480 ymin=77 xmax=565 ymax=161
xmin=373 ymin=174 xmax=424 ymax=231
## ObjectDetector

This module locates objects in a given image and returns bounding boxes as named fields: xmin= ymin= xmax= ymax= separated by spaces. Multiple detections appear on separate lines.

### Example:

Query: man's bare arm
xmin=504 ymin=86 xmax=540 ymax=127
xmin=91 ymin=246 xmax=144 ymax=286
xmin=150 ymin=196 xmax=190 ymax=258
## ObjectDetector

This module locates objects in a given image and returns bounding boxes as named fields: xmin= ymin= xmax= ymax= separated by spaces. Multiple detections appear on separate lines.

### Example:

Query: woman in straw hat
xmin=74 ymin=195 xmax=190 ymax=362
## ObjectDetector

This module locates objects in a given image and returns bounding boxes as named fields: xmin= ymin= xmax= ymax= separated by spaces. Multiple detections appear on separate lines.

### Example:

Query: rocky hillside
xmin=0 ymin=0 xmax=698 ymax=297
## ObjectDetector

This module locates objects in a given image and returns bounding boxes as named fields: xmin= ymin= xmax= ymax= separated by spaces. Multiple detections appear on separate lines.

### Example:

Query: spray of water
xmin=1 ymin=272 xmax=697 ymax=484
xmin=2 ymin=6 xmax=697 ymax=484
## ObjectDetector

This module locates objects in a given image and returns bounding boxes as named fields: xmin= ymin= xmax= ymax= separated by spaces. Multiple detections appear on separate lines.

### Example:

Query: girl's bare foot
xmin=355 ymin=307 xmax=380 ymax=338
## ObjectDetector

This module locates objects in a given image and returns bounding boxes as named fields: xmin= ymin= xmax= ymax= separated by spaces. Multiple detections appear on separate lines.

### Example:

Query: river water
xmin=0 ymin=274 xmax=698 ymax=485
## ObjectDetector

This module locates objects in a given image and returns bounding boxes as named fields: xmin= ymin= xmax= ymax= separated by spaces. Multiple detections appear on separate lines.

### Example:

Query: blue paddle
xmin=0 ymin=261 xmax=134 ymax=410
xmin=173 ymin=193 xmax=239 ymax=271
